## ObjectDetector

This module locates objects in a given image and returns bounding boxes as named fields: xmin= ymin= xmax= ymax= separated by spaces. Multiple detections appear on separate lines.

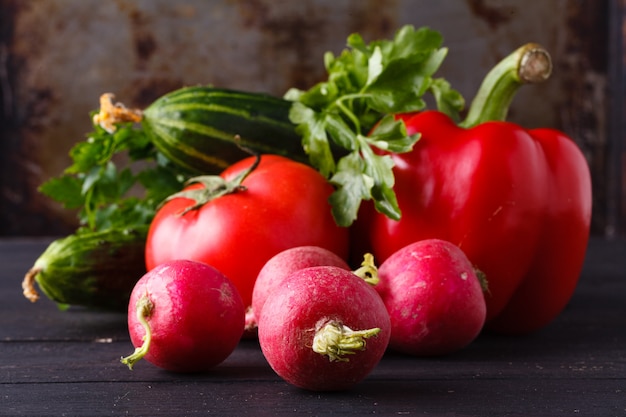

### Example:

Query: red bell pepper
xmin=354 ymin=44 xmax=592 ymax=335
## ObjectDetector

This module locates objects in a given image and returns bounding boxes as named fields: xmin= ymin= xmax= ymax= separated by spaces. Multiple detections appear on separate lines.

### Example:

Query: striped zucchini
xmin=22 ymin=226 xmax=148 ymax=311
xmin=142 ymin=86 xmax=309 ymax=174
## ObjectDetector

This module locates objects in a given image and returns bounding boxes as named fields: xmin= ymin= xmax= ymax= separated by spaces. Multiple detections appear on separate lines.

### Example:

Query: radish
xmin=121 ymin=259 xmax=245 ymax=372
xmin=376 ymin=239 xmax=487 ymax=356
xmin=257 ymin=265 xmax=390 ymax=391
xmin=249 ymin=246 xmax=350 ymax=329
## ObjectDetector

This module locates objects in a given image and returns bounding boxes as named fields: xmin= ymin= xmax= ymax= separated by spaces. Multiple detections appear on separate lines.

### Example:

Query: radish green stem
xmin=312 ymin=320 xmax=380 ymax=362
xmin=353 ymin=253 xmax=380 ymax=285
xmin=121 ymin=295 xmax=154 ymax=370
xmin=474 ymin=268 xmax=490 ymax=294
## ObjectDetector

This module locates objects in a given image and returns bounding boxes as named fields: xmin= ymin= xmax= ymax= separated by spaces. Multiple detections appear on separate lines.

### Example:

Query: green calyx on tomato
xmin=160 ymin=150 xmax=261 ymax=215
xmin=353 ymin=43 xmax=592 ymax=335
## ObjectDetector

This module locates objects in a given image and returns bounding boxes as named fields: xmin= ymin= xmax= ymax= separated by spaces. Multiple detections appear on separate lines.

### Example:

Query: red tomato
xmin=145 ymin=155 xmax=349 ymax=308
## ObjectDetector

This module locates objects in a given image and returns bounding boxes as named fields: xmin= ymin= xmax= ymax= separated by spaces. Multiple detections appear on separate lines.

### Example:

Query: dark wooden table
xmin=1 ymin=238 xmax=625 ymax=416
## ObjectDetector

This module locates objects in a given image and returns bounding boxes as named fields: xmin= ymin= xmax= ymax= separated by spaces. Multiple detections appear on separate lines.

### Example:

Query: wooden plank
xmin=2 ymin=332 xmax=625 ymax=385
xmin=1 ymin=238 xmax=625 ymax=416
xmin=1 ymin=377 xmax=624 ymax=416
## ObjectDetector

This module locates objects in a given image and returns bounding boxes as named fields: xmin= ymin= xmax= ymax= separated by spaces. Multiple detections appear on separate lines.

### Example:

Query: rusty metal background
xmin=0 ymin=0 xmax=619 ymax=236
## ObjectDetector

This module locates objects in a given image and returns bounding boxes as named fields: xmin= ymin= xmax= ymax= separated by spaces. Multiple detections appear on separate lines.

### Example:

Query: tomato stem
xmin=161 ymin=152 xmax=261 ymax=215
xmin=120 ymin=295 xmax=154 ymax=370
xmin=460 ymin=43 xmax=552 ymax=128
xmin=353 ymin=253 xmax=380 ymax=285
xmin=312 ymin=319 xmax=380 ymax=362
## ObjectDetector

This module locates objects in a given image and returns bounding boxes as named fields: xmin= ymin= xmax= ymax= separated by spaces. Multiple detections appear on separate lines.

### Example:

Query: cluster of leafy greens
xmin=39 ymin=117 xmax=187 ymax=233
xmin=285 ymin=25 xmax=464 ymax=227
xmin=40 ymin=25 xmax=463 ymax=233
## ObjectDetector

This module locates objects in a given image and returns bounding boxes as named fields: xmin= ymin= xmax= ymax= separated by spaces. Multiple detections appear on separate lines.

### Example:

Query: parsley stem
xmin=335 ymin=99 xmax=361 ymax=136
xmin=83 ymin=186 xmax=96 ymax=229
xmin=332 ymin=92 xmax=375 ymax=136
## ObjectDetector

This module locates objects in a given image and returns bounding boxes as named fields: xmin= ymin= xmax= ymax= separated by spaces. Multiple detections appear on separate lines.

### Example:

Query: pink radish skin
xmin=121 ymin=259 xmax=245 ymax=372
xmin=250 ymin=246 xmax=350 ymax=328
xmin=377 ymin=239 xmax=487 ymax=356
xmin=258 ymin=266 xmax=391 ymax=391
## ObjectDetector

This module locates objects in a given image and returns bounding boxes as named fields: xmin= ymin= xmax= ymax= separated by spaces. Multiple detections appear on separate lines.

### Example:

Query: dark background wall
xmin=0 ymin=0 xmax=623 ymax=237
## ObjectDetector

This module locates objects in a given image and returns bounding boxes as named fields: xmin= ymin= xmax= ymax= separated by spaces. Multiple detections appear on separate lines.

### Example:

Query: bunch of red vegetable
xmin=120 ymin=149 xmax=488 ymax=391
xmin=122 ymin=237 xmax=486 ymax=391
xmin=117 ymin=28 xmax=591 ymax=392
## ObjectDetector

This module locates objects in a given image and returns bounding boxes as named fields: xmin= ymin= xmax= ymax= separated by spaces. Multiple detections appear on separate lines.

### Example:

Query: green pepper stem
xmin=120 ymin=295 xmax=154 ymax=370
xmin=312 ymin=319 xmax=380 ymax=362
xmin=459 ymin=43 xmax=552 ymax=128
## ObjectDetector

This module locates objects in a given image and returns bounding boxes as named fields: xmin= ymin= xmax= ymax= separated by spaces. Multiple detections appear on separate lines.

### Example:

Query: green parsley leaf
xmin=38 ymin=175 xmax=83 ymax=210
xmin=288 ymin=102 xmax=337 ymax=177
xmin=429 ymin=78 xmax=466 ymax=122
xmin=39 ymin=115 xmax=188 ymax=232
xmin=367 ymin=114 xmax=418 ymax=154
xmin=328 ymin=152 xmax=374 ymax=224
xmin=285 ymin=25 xmax=464 ymax=227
